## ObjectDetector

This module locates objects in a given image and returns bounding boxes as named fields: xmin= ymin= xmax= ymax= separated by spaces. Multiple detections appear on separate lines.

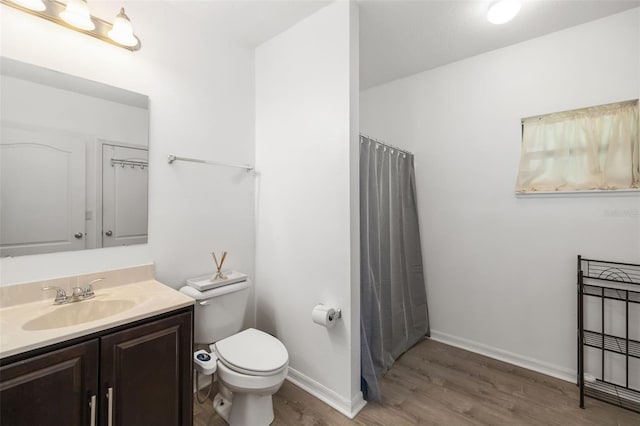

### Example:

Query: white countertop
xmin=0 ymin=280 xmax=194 ymax=359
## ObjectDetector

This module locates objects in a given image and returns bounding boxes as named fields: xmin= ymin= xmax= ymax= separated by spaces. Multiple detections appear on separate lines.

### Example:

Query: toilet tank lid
xmin=179 ymin=280 xmax=249 ymax=300
xmin=186 ymin=271 xmax=248 ymax=291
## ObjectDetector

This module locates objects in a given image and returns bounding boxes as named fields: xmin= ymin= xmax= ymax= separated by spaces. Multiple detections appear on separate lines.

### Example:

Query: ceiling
xmin=359 ymin=0 xmax=640 ymax=89
xmin=149 ymin=1 xmax=639 ymax=90
xmin=166 ymin=0 xmax=331 ymax=46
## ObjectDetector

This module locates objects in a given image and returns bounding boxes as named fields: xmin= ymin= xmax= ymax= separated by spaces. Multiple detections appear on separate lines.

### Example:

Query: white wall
xmin=255 ymin=0 xmax=363 ymax=417
xmin=361 ymin=9 xmax=640 ymax=380
xmin=0 ymin=2 xmax=256 ymax=324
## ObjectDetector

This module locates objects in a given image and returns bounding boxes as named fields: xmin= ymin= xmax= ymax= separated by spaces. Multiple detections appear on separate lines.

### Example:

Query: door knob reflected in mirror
xmin=74 ymin=232 xmax=83 ymax=239
xmin=105 ymin=230 xmax=113 ymax=237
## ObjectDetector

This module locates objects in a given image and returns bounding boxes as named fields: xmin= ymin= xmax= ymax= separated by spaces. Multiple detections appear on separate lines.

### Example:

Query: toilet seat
xmin=213 ymin=328 xmax=288 ymax=377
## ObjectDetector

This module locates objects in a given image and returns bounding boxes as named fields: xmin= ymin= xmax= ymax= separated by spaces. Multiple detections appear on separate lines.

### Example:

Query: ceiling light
xmin=10 ymin=0 xmax=46 ymax=11
xmin=487 ymin=0 xmax=521 ymax=25
xmin=108 ymin=8 xmax=138 ymax=47
xmin=60 ymin=0 xmax=95 ymax=31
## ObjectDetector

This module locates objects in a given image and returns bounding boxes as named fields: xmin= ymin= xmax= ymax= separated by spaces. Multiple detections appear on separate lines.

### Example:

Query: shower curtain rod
xmin=360 ymin=134 xmax=413 ymax=156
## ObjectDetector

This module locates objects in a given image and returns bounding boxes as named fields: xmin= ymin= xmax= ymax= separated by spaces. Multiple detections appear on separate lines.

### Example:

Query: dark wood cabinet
xmin=100 ymin=311 xmax=192 ymax=426
xmin=0 ymin=308 xmax=193 ymax=426
xmin=0 ymin=340 xmax=98 ymax=426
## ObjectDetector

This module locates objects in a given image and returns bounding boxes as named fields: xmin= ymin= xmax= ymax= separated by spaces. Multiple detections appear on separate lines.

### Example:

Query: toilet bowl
xmin=180 ymin=281 xmax=289 ymax=426
xmin=211 ymin=328 xmax=289 ymax=426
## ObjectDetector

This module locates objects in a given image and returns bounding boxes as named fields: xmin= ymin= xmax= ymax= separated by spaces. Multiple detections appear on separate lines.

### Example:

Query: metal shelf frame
xmin=578 ymin=256 xmax=640 ymax=414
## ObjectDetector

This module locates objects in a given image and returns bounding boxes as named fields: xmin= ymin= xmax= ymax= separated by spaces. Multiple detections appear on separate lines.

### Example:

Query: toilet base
xmin=214 ymin=390 xmax=275 ymax=426
xmin=213 ymin=392 xmax=231 ymax=423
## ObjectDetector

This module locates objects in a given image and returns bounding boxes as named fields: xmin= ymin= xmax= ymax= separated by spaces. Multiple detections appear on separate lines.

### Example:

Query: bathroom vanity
xmin=0 ymin=59 xmax=195 ymax=425
xmin=0 ymin=271 xmax=194 ymax=426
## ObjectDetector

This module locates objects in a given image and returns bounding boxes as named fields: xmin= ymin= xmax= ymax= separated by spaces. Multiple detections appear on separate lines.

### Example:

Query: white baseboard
xmin=286 ymin=367 xmax=366 ymax=419
xmin=429 ymin=330 xmax=576 ymax=384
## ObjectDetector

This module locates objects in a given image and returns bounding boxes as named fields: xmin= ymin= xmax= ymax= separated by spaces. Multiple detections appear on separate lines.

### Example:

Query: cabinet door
xmin=100 ymin=311 xmax=193 ymax=426
xmin=0 ymin=340 xmax=99 ymax=426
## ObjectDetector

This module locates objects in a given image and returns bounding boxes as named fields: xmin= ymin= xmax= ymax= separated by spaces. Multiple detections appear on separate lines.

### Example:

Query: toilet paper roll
xmin=312 ymin=304 xmax=337 ymax=328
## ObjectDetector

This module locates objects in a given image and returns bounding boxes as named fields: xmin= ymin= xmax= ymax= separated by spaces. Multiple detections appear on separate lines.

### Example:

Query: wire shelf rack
xmin=578 ymin=256 xmax=640 ymax=414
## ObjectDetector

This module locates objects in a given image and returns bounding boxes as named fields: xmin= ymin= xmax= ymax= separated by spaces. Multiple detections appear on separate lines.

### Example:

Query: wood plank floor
xmin=194 ymin=339 xmax=640 ymax=425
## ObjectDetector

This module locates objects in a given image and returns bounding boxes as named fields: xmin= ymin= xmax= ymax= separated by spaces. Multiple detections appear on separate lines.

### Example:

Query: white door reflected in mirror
xmin=101 ymin=144 xmax=148 ymax=248
xmin=0 ymin=123 xmax=87 ymax=256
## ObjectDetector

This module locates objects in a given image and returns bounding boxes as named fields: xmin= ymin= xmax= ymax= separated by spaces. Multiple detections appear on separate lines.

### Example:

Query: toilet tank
xmin=180 ymin=280 xmax=250 ymax=344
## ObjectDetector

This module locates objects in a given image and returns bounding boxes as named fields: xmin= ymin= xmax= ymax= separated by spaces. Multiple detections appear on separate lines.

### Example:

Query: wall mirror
xmin=0 ymin=57 xmax=150 ymax=257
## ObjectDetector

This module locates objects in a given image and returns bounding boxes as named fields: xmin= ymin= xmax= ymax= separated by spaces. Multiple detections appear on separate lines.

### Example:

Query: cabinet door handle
xmin=107 ymin=387 xmax=114 ymax=426
xmin=89 ymin=395 xmax=96 ymax=426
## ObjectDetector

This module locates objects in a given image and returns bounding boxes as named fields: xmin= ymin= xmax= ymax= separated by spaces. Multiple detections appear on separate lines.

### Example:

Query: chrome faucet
xmin=83 ymin=278 xmax=105 ymax=299
xmin=42 ymin=277 xmax=105 ymax=305
xmin=42 ymin=286 xmax=69 ymax=305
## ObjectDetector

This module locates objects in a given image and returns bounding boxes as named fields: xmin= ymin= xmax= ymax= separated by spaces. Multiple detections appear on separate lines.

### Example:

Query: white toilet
xmin=180 ymin=279 xmax=289 ymax=426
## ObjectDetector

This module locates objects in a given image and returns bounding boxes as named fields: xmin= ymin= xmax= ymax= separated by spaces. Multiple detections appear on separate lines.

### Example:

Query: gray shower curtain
xmin=360 ymin=135 xmax=429 ymax=402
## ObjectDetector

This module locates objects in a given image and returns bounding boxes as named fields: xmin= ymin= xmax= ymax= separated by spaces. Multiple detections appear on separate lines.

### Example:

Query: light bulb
xmin=10 ymin=0 xmax=46 ymax=11
xmin=487 ymin=0 xmax=521 ymax=25
xmin=60 ymin=0 xmax=95 ymax=30
xmin=108 ymin=8 xmax=138 ymax=47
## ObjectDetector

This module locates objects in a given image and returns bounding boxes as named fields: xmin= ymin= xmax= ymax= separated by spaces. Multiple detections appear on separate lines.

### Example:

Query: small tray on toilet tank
xmin=186 ymin=271 xmax=248 ymax=291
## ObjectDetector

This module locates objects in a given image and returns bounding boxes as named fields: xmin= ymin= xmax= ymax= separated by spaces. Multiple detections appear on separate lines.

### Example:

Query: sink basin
xmin=23 ymin=300 xmax=136 ymax=331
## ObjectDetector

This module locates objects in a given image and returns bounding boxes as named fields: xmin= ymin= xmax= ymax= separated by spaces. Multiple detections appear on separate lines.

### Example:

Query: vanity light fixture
xmin=59 ymin=0 xmax=94 ymax=30
xmin=108 ymin=8 xmax=136 ymax=47
xmin=1 ymin=0 xmax=141 ymax=51
xmin=487 ymin=0 xmax=521 ymax=25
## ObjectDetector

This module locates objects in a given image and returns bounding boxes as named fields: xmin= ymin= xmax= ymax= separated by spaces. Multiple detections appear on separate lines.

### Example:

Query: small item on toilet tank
xmin=211 ymin=251 xmax=228 ymax=281
xmin=312 ymin=304 xmax=341 ymax=328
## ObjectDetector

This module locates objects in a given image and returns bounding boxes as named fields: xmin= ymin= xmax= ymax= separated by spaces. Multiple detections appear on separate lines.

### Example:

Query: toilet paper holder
xmin=317 ymin=304 xmax=341 ymax=320
xmin=329 ymin=307 xmax=342 ymax=321
xmin=312 ymin=304 xmax=342 ymax=327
